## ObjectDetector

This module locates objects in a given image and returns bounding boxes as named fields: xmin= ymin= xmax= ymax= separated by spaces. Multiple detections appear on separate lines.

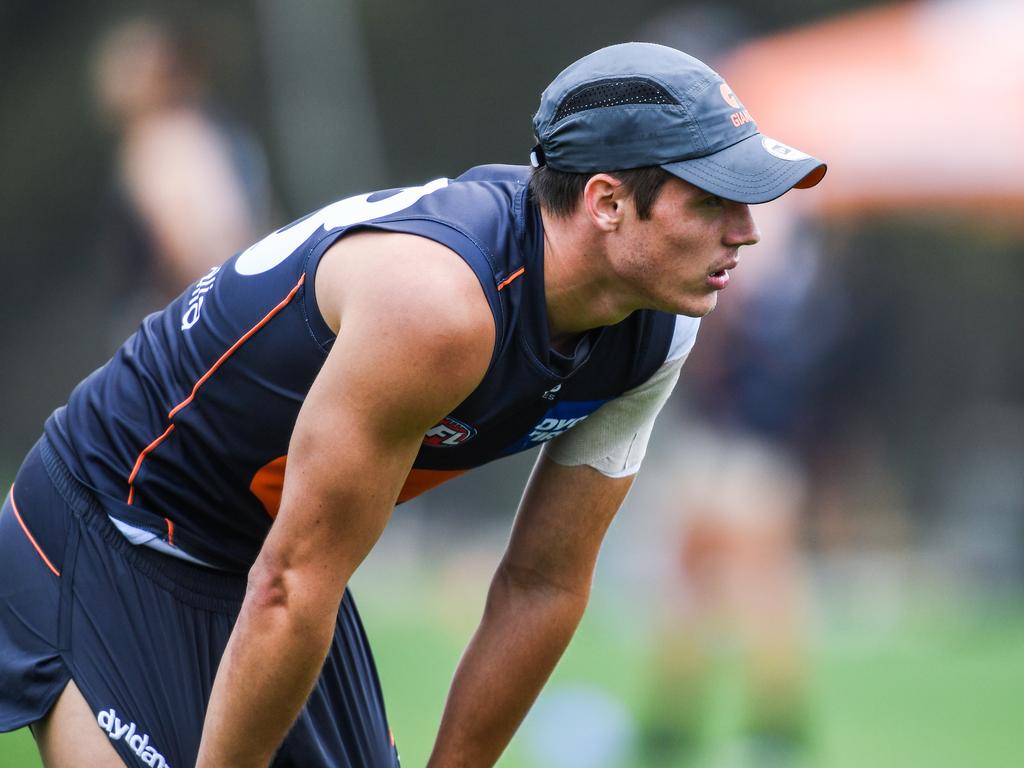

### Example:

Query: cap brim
xmin=661 ymin=133 xmax=827 ymax=204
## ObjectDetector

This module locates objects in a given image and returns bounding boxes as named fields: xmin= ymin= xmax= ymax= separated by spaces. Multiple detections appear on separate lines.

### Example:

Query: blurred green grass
xmin=2 ymin=596 xmax=1022 ymax=767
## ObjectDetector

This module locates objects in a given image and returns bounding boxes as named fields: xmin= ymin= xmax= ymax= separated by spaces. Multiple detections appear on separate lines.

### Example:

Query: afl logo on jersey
xmin=424 ymin=417 xmax=477 ymax=447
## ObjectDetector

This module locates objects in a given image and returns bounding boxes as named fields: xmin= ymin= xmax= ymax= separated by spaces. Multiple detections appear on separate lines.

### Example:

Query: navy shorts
xmin=0 ymin=437 xmax=400 ymax=767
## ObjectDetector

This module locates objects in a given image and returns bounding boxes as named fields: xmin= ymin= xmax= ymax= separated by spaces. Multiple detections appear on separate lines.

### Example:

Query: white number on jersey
xmin=234 ymin=178 xmax=450 ymax=276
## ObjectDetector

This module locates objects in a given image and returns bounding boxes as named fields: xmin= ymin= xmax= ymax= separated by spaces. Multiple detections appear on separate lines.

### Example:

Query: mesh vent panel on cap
xmin=553 ymin=78 xmax=676 ymax=122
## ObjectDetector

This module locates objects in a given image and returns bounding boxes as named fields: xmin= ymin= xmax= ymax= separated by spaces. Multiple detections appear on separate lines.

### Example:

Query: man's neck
xmin=540 ymin=207 xmax=635 ymax=340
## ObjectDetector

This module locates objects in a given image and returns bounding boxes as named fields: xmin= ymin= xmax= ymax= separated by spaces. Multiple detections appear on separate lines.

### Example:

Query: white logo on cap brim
xmin=761 ymin=136 xmax=811 ymax=162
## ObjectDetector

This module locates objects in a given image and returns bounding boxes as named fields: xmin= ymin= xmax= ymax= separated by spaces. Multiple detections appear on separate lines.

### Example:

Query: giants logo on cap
xmin=423 ymin=417 xmax=477 ymax=447
xmin=720 ymin=82 xmax=753 ymax=128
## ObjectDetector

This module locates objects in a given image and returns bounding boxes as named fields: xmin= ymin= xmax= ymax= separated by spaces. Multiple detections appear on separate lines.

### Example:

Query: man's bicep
xmin=260 ymin=240 xmax=495 ymax=589
xmin=266 ymin=348 xmax=423 ymax=580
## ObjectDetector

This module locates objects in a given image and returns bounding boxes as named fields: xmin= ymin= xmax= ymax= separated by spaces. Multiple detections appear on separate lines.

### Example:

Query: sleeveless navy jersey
xmin=45 ymin=165 xmax=676 ymax=571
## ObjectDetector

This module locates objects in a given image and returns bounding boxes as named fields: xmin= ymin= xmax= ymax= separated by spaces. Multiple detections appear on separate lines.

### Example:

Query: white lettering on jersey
xmin=541 ymin=383 xmax=561 ymax=401
xmin=528 ymin=415 xmax=589 ymax=443
xmin=96 ymin=708 xmax=170 ymax=767
xmin=234 ymin=178 xmax=450 ymax=276
xmin=181 ymin=266 xmax=220 ymax=331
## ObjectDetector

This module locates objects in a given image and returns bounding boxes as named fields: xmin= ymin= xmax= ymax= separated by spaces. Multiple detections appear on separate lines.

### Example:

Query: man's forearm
xmin=196 ymin=568 xmax=339 ymax=767
xmin=427 ymin=563 xmax=590 ymax=768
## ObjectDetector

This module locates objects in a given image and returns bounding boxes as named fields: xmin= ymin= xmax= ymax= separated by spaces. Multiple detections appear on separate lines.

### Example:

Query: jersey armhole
xmin=667 ymin=314 xmax=700 ymax=363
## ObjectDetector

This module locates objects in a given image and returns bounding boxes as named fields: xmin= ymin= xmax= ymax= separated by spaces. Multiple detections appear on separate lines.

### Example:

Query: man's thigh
xmin=58 ymin=510 xmax=240 ymax=768
xmin=2 ymin=442 xmax=397 ymax=767
xmin=0 ymin=444 xmax=240 ymax=767
xmin=33 ymin=680 xmax=126 ymax=768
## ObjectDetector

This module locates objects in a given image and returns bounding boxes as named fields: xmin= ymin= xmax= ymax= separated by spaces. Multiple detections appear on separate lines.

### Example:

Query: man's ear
xmin=582 ymin=174 xmax=626 ymax=232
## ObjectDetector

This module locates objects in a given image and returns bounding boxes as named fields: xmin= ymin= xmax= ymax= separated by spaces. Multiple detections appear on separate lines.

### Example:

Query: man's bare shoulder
xmin=315 ymin=231 xmax=491 ymax=336
xmin=310 ymin=231 xmax=495 ymax=425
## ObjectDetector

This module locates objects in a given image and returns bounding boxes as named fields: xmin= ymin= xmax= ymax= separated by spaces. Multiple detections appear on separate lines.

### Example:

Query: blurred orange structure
xmin=722 ymin=0 xmax=1024 ymax=219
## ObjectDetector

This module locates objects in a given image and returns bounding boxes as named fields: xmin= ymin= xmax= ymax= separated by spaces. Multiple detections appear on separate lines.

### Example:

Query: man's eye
xmin=703 ymin=195 xmax=724 ymax=207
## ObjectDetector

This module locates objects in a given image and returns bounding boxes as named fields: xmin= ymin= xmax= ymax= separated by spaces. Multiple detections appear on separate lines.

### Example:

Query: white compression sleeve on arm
xmin=541 ymin=315 xmax=697 ymax=477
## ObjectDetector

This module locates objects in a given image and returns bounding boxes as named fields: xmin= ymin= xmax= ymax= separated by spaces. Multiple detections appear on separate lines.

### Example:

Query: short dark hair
xmin=528 ymin=165 xmax=673 ymax=220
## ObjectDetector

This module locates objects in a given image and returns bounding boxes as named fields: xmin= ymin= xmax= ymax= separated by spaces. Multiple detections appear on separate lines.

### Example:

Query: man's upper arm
xmin=256 ymin=233 xmax=495 ymax=601
xmin=503 ymin=457 xmax=635 ymax=595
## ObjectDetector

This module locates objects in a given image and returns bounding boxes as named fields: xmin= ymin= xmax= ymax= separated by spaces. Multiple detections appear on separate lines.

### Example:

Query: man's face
xmin=611 ymin=175 xmax=761 ymax=317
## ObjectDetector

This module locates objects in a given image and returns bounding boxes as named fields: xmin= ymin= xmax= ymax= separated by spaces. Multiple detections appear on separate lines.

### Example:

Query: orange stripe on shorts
xmin=8 ymin=484 xmax=60 ymax=577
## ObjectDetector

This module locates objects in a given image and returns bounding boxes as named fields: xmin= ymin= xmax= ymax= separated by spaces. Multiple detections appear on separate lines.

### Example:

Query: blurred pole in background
xmin=255 ymin=0 xmax=386 ymax=211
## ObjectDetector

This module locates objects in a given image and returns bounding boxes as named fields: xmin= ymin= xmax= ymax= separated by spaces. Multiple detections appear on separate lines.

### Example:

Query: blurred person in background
xmin=631 ymin=9 xmax=849 ymax=767
xmin=91 ymin=15 xmax=273 ymax=342
xmin=638 ymin=201 xmax=853 ymax=768
xmin=636 ymin=2 xmax=1024 ymax=765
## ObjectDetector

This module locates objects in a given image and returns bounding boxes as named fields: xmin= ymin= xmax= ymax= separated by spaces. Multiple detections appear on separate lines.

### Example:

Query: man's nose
xmin=725 ymin=203 xmax=760 ymax=247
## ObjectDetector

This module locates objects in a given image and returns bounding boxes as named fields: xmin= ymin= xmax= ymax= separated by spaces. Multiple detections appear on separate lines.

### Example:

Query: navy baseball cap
xmin=531 ymin=42 xmax=826 ymax=204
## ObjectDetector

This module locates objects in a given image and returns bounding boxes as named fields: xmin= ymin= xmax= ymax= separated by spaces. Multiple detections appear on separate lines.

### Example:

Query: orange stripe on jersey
xmin=8 ymin=484 xmax=60 ymax=577
xmin=496 ymin=267 xmax=525 ymax=291
xmin=164 ymin=518 xmax=175 ymax=545
xmin=168 ymin=274 xmax=306 ymax=419
xmin=250 ymin=455 xmax=288 ymax=519
xmin=126 ymin=425 xmax=176 ymax=504
xmin=250 ymin=462 xmax=466 ymax=518
xmin=127 ymin=274 xmax=306 ymax=505
xmin=397 ymin=468 xmax=467 ymax=504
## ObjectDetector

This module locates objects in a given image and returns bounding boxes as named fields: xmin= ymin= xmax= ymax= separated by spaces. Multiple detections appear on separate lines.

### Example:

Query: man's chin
xmin=675 ymin=294 xmax=718 ymax=318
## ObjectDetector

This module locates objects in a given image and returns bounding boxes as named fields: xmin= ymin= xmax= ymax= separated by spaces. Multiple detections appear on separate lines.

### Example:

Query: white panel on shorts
xmin=542 ymin=315 xmax=698 ymax=477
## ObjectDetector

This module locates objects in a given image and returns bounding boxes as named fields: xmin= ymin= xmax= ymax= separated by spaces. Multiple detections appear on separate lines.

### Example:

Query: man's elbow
xmin=240 ymin=559 xmax=339 ymax=655
xmin=245 ymin=555 xmax=293 ymax=612
xmin=495 ymin=559 xmax=593 ymax=604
